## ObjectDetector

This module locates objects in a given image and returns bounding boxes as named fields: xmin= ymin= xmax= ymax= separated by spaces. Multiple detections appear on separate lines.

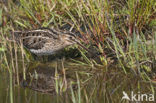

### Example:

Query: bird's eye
xmin=69 ymin=36 xmax=73 ymax=39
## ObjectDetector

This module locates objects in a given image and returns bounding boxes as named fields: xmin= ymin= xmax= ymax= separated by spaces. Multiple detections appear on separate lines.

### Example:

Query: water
xmin=0 ymin=59 xmax=156 ymax=103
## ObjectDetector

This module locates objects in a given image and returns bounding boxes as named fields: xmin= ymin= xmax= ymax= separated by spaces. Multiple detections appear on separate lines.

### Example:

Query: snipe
xmin=13 ymin=27 xmax=97 ymax=57
xmin=13 ymin=28 xmax=80 ymax=55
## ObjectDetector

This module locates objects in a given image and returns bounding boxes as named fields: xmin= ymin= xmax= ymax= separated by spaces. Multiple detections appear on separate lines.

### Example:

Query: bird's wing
xmin=13 ymin=29 xmax=59 ymax=39
xmin=13 ymin=29 xmax=58 ymax=49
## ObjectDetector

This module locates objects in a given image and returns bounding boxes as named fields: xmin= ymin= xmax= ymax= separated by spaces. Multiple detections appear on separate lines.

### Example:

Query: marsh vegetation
xmin=0 ymin=0 xmax=156 ymax=103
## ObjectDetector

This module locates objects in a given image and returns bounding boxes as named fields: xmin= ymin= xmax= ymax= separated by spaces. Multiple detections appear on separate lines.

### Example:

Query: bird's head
xmin=60 ymin=33 xmax=80 ymax=45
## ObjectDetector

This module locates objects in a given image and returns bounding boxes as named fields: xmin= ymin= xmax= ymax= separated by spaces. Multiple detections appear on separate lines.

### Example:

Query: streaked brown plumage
xmin=13 ymin=28 xmax=79 ymax=55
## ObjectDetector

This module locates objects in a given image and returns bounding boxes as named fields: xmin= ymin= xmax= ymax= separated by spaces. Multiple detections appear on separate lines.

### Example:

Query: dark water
xmin=0 ymin=60 xmax=156 ymax=103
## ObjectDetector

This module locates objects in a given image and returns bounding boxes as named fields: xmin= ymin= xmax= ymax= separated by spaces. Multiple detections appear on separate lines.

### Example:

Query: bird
xmin=13 ymin=28 xmax=93 ymax=56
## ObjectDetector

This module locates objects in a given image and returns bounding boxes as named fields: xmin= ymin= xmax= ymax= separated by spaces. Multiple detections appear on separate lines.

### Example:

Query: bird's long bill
xmin=73 ymin=40 xmax=96 ymax=56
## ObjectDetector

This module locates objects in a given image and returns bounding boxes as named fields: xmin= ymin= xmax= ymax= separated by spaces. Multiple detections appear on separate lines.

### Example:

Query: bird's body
xmin=13 ymin=28 xmax=78 ymax=55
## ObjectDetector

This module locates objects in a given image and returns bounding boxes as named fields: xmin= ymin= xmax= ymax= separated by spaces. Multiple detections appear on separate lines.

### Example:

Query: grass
xmin=0 ymin=0 xmax=156 ymax=103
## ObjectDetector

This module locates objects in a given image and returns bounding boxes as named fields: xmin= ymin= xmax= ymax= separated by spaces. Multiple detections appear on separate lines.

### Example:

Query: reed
xmin=0 ymin=0 xmax=155 ymax=102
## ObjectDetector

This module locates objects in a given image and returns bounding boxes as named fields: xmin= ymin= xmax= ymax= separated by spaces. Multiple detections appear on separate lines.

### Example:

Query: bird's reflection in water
xmin=20 ymin=62 xmax=77 ymax=95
